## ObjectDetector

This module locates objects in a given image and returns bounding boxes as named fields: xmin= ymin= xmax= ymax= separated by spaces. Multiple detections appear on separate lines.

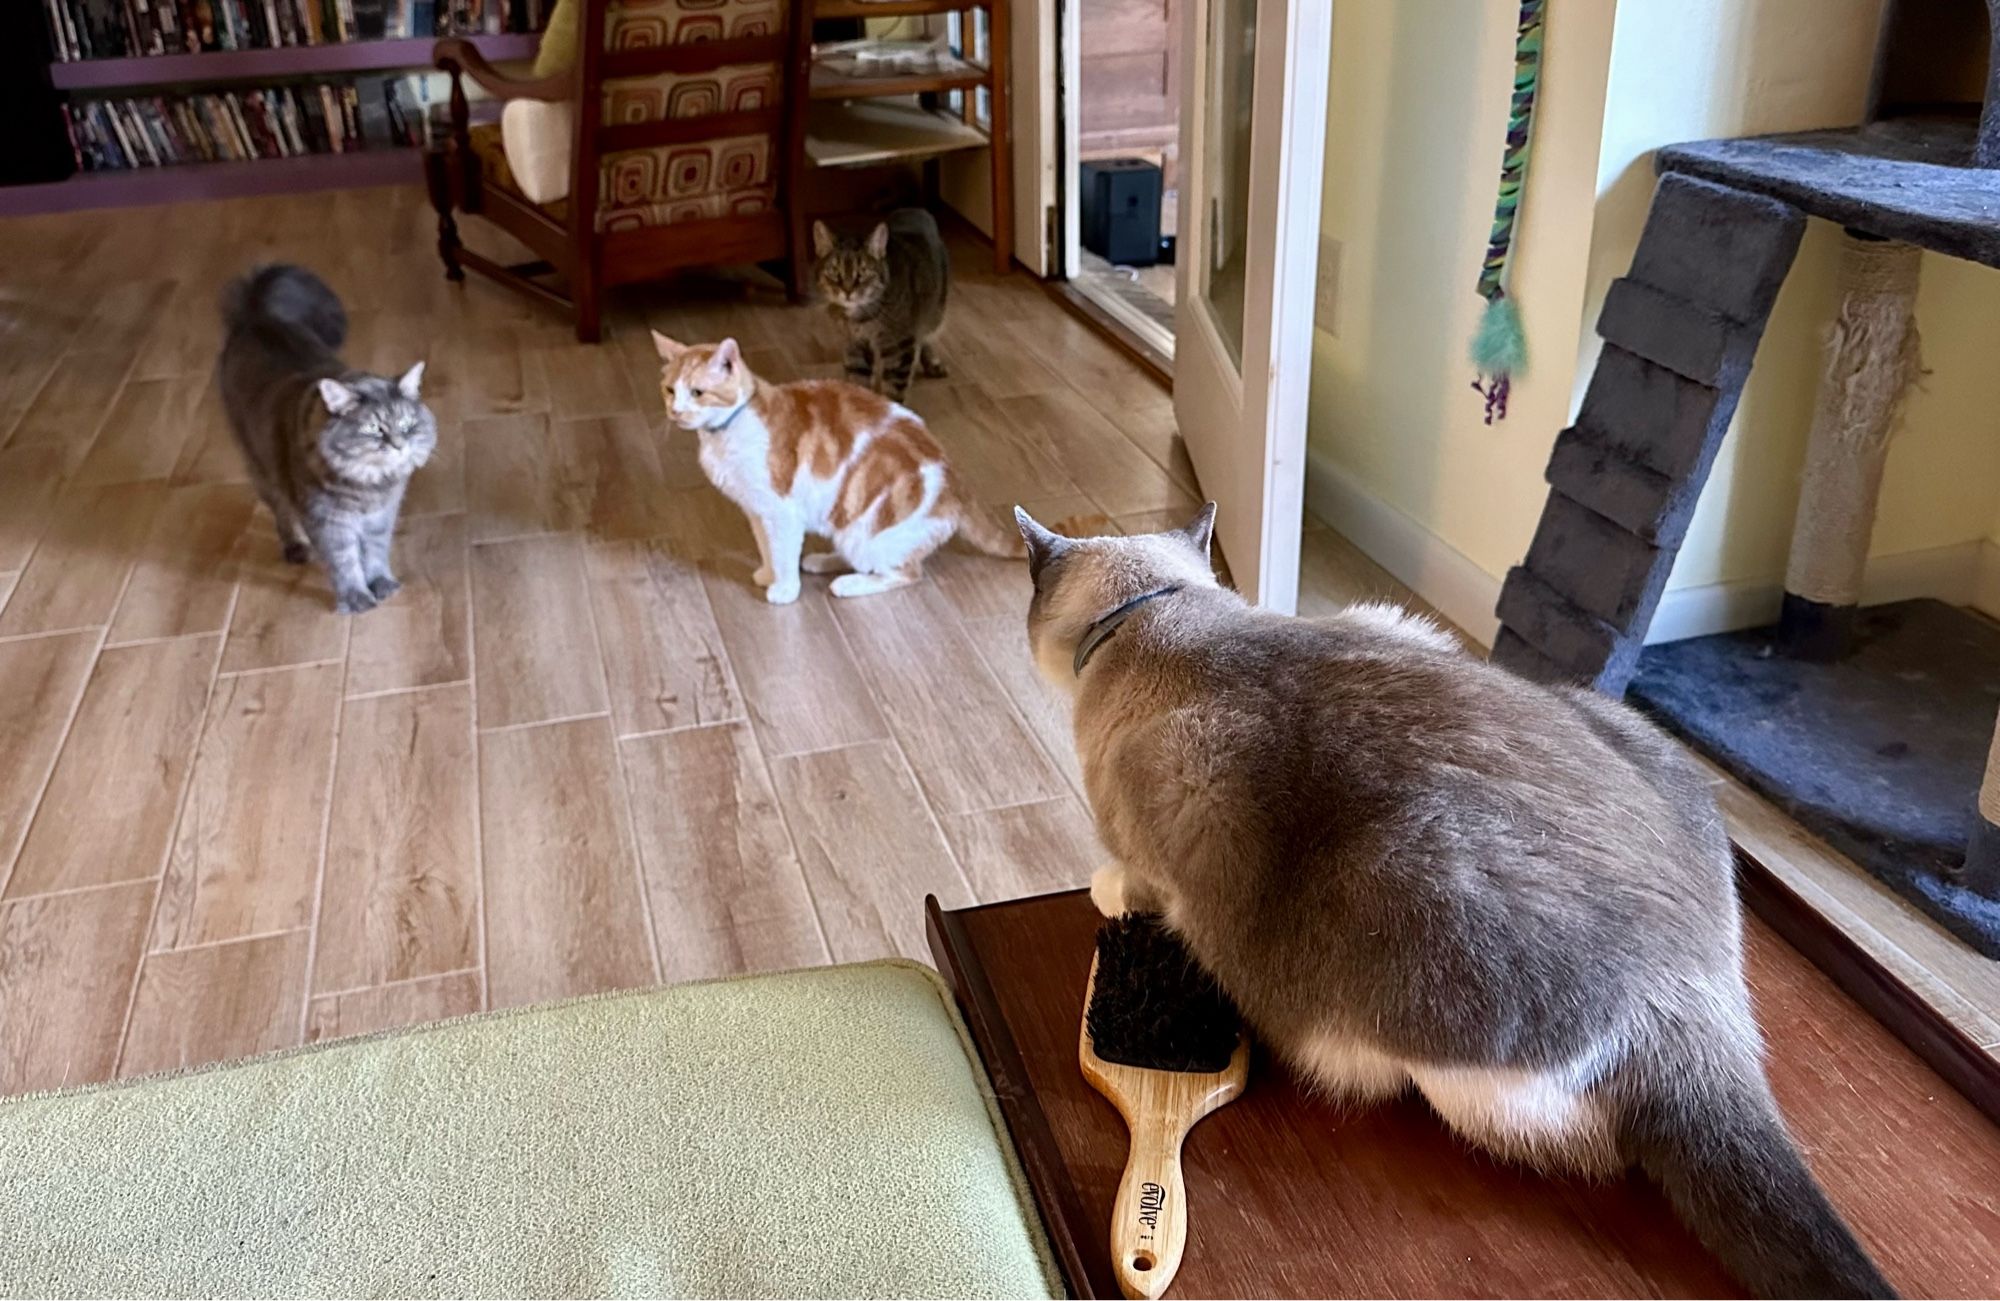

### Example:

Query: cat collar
xmin=1074 ymin=585 xmax=1184 ymax=676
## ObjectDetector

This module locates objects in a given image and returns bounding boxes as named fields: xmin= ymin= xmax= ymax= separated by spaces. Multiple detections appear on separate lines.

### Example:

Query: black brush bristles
xmin=1086 ymin=913 xmax=1242 ymax=1073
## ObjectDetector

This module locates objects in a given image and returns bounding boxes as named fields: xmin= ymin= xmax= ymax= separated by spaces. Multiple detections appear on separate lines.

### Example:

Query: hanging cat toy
xmin=1470 ymin=0 xmax=1544 ymax=424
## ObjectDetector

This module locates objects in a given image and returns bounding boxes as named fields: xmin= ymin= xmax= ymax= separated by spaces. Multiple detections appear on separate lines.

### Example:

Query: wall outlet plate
xmin=1315 ymin=233 xmax=1342 ymax=336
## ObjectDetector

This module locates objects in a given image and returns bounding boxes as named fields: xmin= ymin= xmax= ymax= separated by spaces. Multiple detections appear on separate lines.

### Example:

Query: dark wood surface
xmin=1737 ymin=850 xmax=2000 ymax=1128
xmin=929 ymin=890 xmax=2000 ymax=1299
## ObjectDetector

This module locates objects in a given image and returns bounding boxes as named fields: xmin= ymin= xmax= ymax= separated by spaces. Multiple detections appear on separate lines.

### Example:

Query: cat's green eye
xmin=690 ymin=386 xmax=705 ymax=399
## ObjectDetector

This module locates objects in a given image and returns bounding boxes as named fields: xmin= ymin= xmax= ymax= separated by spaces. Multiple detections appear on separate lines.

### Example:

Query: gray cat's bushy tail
xmin=1623 ymin=1047 xmax=1894 ymax=1299
xmin=220 ymin=264 xmax=347 ymax=350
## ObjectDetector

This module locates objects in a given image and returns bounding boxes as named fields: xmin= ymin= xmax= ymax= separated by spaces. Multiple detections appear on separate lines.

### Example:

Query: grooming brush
xmin=1080 ymin=913 xmax=1249 ymax=1300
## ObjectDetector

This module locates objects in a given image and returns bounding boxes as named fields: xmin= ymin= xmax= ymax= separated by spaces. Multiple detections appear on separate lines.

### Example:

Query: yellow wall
xmin=1306 ymin=0 xmax=1613 ymax=588
xmin=1308 ymin=0 xmax=2000 ymax=628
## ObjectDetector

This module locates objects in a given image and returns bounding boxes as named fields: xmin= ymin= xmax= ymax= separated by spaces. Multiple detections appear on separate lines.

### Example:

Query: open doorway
xmin=1062 ymin=0 xmax=1181 ymax=363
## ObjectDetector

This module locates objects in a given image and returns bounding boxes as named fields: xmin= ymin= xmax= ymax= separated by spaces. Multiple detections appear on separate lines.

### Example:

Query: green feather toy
xmin=1471 ymin=0 xmax=1544 ymax=424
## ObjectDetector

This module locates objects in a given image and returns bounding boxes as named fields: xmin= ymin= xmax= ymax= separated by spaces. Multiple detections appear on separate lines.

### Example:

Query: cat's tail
xmin=1619 ymin=1035 xmax=1894 ymax=1298
xmin=949 ymin=488 xmax=1029 ymax=558
xmin=220 ymin=264 xmax=347 ymax=349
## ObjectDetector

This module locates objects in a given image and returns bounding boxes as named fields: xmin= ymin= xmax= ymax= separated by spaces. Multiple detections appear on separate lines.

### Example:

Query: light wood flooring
xmin=0 ymin=185 xmax=1420 ymax=1096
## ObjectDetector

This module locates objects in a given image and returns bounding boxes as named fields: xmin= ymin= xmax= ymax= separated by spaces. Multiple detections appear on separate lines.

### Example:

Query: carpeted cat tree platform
xmin=1489 ymin=0 xmax=2000 ymax=958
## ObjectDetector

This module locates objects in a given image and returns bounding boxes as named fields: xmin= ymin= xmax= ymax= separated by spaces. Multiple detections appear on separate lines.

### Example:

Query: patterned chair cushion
xmin=501 ymin=0 xmax=788 ymax=233
xmin=600 ymin=61 xmax=781 ymax=124
xmin=598 ymin=134 xmax=776 ymax=232
xmin=476 ymin=122 xmax=777 ymax=235
xmin=535 ymin=0 xmax=788 ymax=74
xmin=604 ymin=0 xmax=785 ymax=47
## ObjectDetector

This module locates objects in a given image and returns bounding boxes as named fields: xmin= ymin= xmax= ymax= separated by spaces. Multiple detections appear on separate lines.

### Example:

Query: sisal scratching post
xmin=1967 ymin=714 xmax=2000 ymax=900
xmin=1776 ymin=232 xmax=1923 ymax=660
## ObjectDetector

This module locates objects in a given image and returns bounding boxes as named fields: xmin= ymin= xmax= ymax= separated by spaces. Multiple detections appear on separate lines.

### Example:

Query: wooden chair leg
xmin=575 ymin=257 xmax=603 ymax=343
xmin=423 ymin=149 xmax=465 ymax=283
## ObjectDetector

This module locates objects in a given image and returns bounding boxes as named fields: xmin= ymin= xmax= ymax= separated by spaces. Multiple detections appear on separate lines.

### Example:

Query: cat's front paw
xmin=1090 ymin=863 xmax=1131 ymax=918
xmin=334 ymin=589 xmax=380 ymax=616
xmin=367 ymin=574 xmax=401 ymax=601
xmin=753 ymin=565 xmax=775 ymax=586
xmin=764 ymin=578 xmax=801 ymax=606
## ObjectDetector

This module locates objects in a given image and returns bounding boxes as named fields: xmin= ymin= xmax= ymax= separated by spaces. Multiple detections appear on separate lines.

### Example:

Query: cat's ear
xmin=713 ymin=337 xmax=742 ymax=370
xmin=865 ymin=222 xmax=890 ymax=259
xmin=1175 ymin=502 xmax=1218 ymax=558
xmin=317 ymin=378 xmax=360 ymax=415
xmin=1014 ymin=506 xmax=1073 ymax=581
xmin=651 ymin=330 xmax=687 ymax=362
xmin=396 ymin=361 xmax=425 ymax=400
xmin=812 ymin=221 xmax=835 ymax=258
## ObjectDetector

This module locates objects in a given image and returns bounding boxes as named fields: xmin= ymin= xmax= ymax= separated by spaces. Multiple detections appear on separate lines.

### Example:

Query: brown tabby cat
xmin=813 ymin=207 xmax=950 ymax=401
xmin=652 ymin=333 xmax=1020 ymax=603
xmin=1013 ymin=504 xmax=1894 ymax=1300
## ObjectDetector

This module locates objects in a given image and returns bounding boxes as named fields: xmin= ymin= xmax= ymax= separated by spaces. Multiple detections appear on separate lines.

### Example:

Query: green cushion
xmin=533 ymin=0 xmax=579 ymax=78
xmin=0 ymin=961 xmax=1061 ymax=1299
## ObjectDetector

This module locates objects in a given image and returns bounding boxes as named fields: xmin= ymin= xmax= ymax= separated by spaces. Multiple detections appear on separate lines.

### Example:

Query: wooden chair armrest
xmin=433 ymin=37 xmax=574 ymax=102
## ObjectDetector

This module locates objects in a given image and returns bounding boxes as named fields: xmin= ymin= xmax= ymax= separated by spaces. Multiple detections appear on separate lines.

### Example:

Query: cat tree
xmin=1491 ymin=0 xmax=2000 ymax=958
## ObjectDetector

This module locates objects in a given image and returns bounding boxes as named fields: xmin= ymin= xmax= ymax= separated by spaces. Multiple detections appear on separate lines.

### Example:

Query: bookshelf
xmin=2 ymin=29 xmax=539 ymax=217
xmin=46 ymin=33 xmax=539 ymax=90
xmin=806 ymin=0 xmax=1010 ymax=270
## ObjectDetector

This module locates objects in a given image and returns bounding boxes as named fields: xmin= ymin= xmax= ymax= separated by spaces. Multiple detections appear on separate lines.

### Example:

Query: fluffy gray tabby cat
xmin=813 ymin=208 xmax=950 ymax=401
xmin=218 ymin=265 xmax=436 ymax=614
xmin=1014 ymin=504 xmax=1894 ymax=1300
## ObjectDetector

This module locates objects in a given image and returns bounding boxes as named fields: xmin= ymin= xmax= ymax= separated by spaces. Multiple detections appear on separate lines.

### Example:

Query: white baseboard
xmin=1302 ymin=448 xmax=2000 ymax=647
xmin=1650 ymin=539 xmax=1997 ymax=643
xmin=1302 ymin=451 xmax=1503 ymax=645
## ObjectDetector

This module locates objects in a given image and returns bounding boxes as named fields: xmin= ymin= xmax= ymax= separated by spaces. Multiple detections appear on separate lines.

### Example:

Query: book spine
xmin=251 ymin=91 xmax=283 ymax=156
xmin=220 ymin=93 xmax=251 ymax=159
xmin=249 ymin=93 xmax=276 ymax=158
xmin=289 ymin=87 xmax=317 ymax=153
xmin=197 ymin=96 xmax=233 ymax=160
xmin=148 ymin=96 xmax=179 ymax=161
xmin=281 ymin=90 xmax=307 ymax=155
xmin=264 ymin=91 xmax=286 ymax=155
xmin=42 ymin=0 xmax=70 ymax=59
xmin=168 ymin=101 xmax=200 ymax=161
xmin=119 ymin=101 xmax=156 ymax=166
xmin=139 ymin=102 xmax=166 ymax=165
xmin=83 ymin=104 xmax=106 ymax=169
xmin=146 ymin=100 xmax=178 ymax=165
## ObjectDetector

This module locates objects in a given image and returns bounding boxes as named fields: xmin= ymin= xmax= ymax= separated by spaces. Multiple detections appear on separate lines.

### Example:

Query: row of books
xmin=64 ymin=77 xmax=429 ymax=171
xmin=41 ymin=0 xmax=544 ymax=60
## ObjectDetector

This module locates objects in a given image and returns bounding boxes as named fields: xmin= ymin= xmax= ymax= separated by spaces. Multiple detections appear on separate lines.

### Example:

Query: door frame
xmin=1171 ymin=0 xmax=1330 ymax=612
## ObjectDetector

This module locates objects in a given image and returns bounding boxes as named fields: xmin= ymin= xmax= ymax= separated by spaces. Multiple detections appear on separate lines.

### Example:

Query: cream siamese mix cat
xmin=653 ymin=333 xmax=1021 ymax=602
xmin=1014 ymin=503 xmax=1892 ymax=1300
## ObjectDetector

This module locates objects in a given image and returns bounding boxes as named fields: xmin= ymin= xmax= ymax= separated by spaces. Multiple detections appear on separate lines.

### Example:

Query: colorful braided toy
xmin=1470 ymin=0 xmax=1544 ymax=424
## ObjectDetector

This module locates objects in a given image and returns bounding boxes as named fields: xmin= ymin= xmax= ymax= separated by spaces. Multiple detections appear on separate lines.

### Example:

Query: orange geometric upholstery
xmin=593 ymin=0 xmax=786 ymax=232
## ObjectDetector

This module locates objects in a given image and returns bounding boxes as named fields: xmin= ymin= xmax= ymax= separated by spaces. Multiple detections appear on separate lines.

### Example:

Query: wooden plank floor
xmin=0 ymin=184 xmax=1409 ymax=1095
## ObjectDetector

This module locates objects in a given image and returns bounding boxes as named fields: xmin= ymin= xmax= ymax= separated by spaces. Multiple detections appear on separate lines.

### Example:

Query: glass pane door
xmin=1200 ymin=0 xmax=1256 ymax=366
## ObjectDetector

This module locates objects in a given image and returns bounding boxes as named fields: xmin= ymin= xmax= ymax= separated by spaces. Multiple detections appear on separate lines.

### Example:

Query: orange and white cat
xmin=652 ymin=333 xmax=1024 ymax=603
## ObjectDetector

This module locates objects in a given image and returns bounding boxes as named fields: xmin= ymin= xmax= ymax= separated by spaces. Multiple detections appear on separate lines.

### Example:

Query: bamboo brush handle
xmin=1110 ymin=1115 xmax=1190 ymax=1300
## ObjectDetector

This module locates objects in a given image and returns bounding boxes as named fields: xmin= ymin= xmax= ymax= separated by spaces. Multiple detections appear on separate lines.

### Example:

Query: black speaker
xmin=1080 ymin=158 xmax=1163 ymax=267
